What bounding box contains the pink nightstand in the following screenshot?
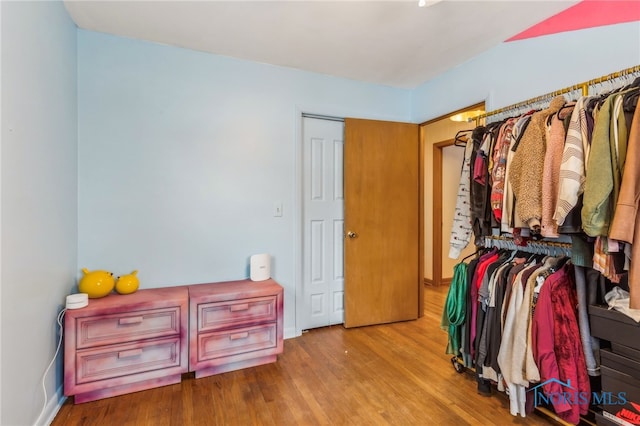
[63,286,188,403]
[188,279,283,378]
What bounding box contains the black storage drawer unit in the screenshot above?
[611,343,640,362]
[589,305,640,352]
[599,365,640,421]
[601,349,640,379]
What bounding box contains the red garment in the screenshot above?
[531,264,589,425]
[469,250,499,360]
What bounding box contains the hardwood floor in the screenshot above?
[51,285,554,425]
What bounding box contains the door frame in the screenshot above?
[432,139,455,287]
[421,102,484,287]
[295,110,425,336]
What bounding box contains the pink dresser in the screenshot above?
[188,279,284,378]
[64,279,284,403]
[63,286,189,403]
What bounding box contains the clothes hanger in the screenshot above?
[461,249,480,263]
[627,75,640,89]
[454,130,473,147]
[545,112,557,127]
[593,77,634,107]
[557,102,576,119]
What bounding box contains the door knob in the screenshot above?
[347,231,358,239]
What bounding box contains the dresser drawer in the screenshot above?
[75,337,182,384]
[188,280,283,377]
[197,323,277,361]
[198,296,276,332]
[75,307,181,349]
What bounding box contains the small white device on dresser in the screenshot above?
[250,253,271,281]
[65,293,88,309]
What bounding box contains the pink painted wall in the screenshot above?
[508,0,640,42]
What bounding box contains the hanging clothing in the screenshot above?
[441,262,469,354]
[541,105,574,237]
[497,260,540,418]
[476,251,512,381]
[470,125,500,243]
[461,257,480,367]
[532,263,590,425]
[592,236,622,283]
[512,256,567,386]
[554,97,592,227]
[509,96,566,234]
[470,250,500,361]
[484,259,516,375]
[611,92,629,206]
[449,137,475,259]
[582,89,634,236]
[443,71,640,426]
[610,98,640,308]
[574,265,600,376]
[490,118,516,223]
[501,114,532,233]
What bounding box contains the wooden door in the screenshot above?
[344,118,420,328]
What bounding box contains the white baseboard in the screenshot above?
[284,326,299,339]
[35,385,66,426]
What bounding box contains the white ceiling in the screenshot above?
[64,0,578,89]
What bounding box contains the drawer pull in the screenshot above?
[230,304,249,312]
[119,316,143,325]
[229,332,249,341]
[118,348,143,358]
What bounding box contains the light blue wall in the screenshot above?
[77,30,413,339]
[1,2,77,425]
[412,21,640,122]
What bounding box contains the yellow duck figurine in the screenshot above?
[115,270,140,295]
[78,268,115,299]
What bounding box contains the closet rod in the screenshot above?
[483,235,572,250]
[469,64,640,122]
